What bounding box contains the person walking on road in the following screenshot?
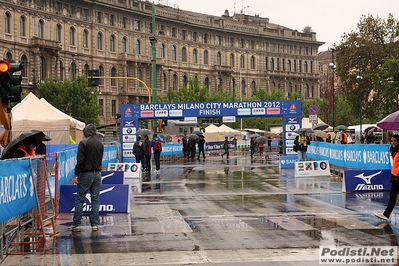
[197,135,206,160]
[375,134,399,221]
[151,134,162,173]
[71,124,104,232]
[250,137,256,158]
[133,136,145,169]
[221,137,230,159]
[143,135,152,173]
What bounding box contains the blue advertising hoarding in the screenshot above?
[343,169,391,192]
[120,100,302,162]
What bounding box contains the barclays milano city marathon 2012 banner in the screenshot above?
[306,142,391,170]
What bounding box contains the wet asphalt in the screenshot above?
[2,151,399,266]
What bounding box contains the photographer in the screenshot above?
[294,130,311,161]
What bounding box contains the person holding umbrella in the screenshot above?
[143,135,152,173]
[197,135,206,160]
[221,136,230,159]
[250,137,257,158]
[294,130,310,161]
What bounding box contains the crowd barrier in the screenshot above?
[306,142,391,170]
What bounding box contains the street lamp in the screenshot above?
[72,54,78,119]
[329,49,336,132]
[357,72,363,138]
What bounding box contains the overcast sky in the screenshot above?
[161,0,399,51]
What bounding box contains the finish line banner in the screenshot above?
[343,169,391,192]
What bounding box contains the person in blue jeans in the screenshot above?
[72,124,104,232]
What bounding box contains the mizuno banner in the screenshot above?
[343,169,391,192]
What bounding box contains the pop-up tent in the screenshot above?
[11,93,85,144]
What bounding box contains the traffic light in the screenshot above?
[88,69,100,87]
[8,63,22,103]
[0,61,22,103]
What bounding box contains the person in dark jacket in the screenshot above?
[150,134,162,173]
[187,138,197,160]
[250,137,256,158]
[197,135,206,160]
[71,124,104,232]
[133,136,145,168]
[143,135,152,172]
[221,137,229,159]
[36,135,51,156]
[182,136,188,158]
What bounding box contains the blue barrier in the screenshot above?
[306,142,391,170]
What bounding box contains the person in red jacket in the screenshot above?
[375,134,399,221]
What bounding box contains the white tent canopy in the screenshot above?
[11,93,85,144]
[40,98,85,130]
[218,124,240,134]
[204,124,220,133]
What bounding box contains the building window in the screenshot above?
[122,17,127,28]
[56,24,62,42]
[97,32,103,50]
[204,34,208,43]
[287,60,291,72]
[241,80,246,95]
[250,56,255,69]
[193,49,198,63]
[134,20,141,30]
[215,35,221,45]
[172,27,176,37]
[230,38,234,47]
[110,35,115,52]
[171,45,176,60]
[99,66,104,85]
[182,30,186,40]
[230,54,234,67]
[38,20,44,38]
[40,56,46,81]
[69,6,75,17]
[69,27,76,46]
[204,50,208,65]
[110,15,115,26]
[304,61,308,73]
[204,77,209,90]
[240,39,245,48]
[83,29,88,48]
[111,100,116,117]
[20,16,26,36]
[251,40,255,49]
[97,12,102,23]
[216,52,221,65]
[240,55,245,68]
[182,47,187,62]
[193,32,197,41]
[82,8,89,20]
[183,75,188,88]
[99,99,104,116]
[251,81,256,95]
[136,39,141,54]
[111,67,117,86]
[21,55,27,77]
[270,58,274,70]
[56,1,62,12]
[160,43,165,58]
[270,43,275,52]
[122,37,127,52]
[172,74,177,90]
[4,12,11,34]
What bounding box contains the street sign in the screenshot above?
[309,115,318,123]
[308,105,319,115]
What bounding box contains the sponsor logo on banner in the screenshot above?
[286,131,298,139]
[252,108,265,115]
[124,120,135,127]
[280,155,298,169]
[141,110,154,117]
[59,184,130,213]
[123,134,136,142]
[124,107,133,117]
[184,117,197,122]
[101,171,124,184]
[169,110,183,116]
[123,143,134,149]
[289,104,297,113]
[123,149,134,157]
[343,169,391,192]
[266,108,280,115]
[286,124,300,132]
[237,109,251,115]
[286,117,298,124]
[155,110,168,117]
[285,140,294,146]
[123,127,136,134]
[222,116,236,122]
[295,161,330,177]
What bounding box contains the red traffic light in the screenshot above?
[0,61,10,73]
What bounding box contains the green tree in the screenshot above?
[36,76,101,125]
[302,26,313,34]
[335,14,399,122]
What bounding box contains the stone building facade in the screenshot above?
[0,0,324,135]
